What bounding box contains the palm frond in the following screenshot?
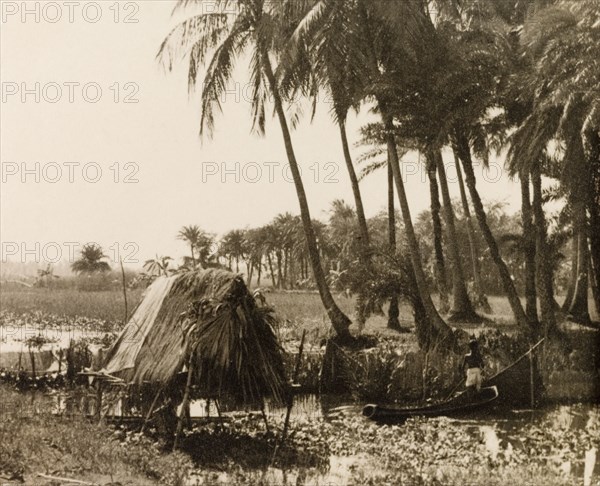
[199,16,251,136]
[156,13,231,76]
[359,160,387,180]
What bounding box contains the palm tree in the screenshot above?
[430,7,533,330]
[520,172,538,325]
[220,229,247,273]
[177,225,202,268]
[430,149,481,322]
[280,4,371,259]
[71,244,111,275]
[425,153,450,316]
[358,130,406,331]
[452,152,491,313]
[509,0,600,325]
[157,0,353,341]
[143,255,173,277]
[292,0,455,345]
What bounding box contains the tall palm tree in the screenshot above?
[356,127,404,329]
[301,0,455,345]
[425,152,451,316]
[157,0,353,341]
[520,172,538,325]
[510,0,600,324]
[431,149,480,322]
[452,151,491,313]
[429,6,533,330]
[281,3,371,259]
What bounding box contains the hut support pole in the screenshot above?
[271,329,306,465]
[214,399,224,432]
[173,357,195,451]
[95,381,103,422]
[260,399,270,433]
[140,387,163,434]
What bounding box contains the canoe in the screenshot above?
[362,386,499,423]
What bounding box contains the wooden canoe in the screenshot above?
[362,386,499,423]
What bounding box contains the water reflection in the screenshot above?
[188,394,361,421]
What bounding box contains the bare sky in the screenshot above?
[0,0,520,270]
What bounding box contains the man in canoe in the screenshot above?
[462,338,484,394]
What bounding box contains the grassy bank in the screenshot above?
[0,386,192,485]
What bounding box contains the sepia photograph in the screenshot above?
[1,0,599,484]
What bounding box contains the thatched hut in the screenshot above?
[101,269,288,408]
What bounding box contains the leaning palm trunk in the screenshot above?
[432,149,479,322]
[521,172,538,325]
[340,117,375,330]
[383,113,454,346]
[339,119,371,253]
[455,132,532,332]
[453,151,491,313]
[426,153,450,316]
[262,54,352,342]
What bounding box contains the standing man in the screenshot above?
[462,338,484,393]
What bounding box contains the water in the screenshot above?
[38,391,600,484]
[187,395,599,484]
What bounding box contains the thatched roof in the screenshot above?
[102,269,287,403]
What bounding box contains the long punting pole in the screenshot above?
[527,338,544,409]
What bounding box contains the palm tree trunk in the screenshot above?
[263,54,352,342]
[426,152,450,316]
[455,131,532,331]
[267,253,276,288]
[532,164,557,335]
[567,200,591,324]
[284,249,289,288]
[562,236,578,312]
[584,118,600,316]
[453,151,491,313]
[387,160,401,331]
[257,257,262,286]
[339,119,370,252]
[432,149,479,322]
[382,111,453,346]
[521,173,538,325]
[190,245,196,268]
[276,251,283,289]
[590,252,600,317]
[248,262,254,286]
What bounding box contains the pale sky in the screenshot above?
[0,0,520,271]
